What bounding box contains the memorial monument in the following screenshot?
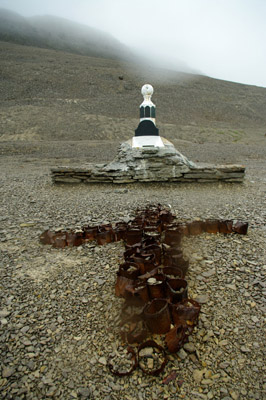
[51,84,245,184]
[133,83,163,148]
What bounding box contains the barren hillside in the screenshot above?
[1,40,265,147]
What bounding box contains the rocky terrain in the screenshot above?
[0,157,265,400]
[0,39,266,399]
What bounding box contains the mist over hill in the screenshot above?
[0,9,265,148]
[0,8,133,60]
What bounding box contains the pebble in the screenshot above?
[225,284,237,290]
[78,387,92,397]
[2,367,16,378]
[177,348,187,360]
[183,343,196,353]
[202,269,216,277]
[0,149,265,400]
[251,316,259,323]
[98,357,107,366]
[240,346,250,353]
[0,310,11,318]
[230,391,239,400]
[195,294,209,304]
[193,369,204,383]
[201,378,212,385]
[205,370,212,379]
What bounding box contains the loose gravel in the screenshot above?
[0,151,265,400]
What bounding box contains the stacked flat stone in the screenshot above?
[52,139,245,184]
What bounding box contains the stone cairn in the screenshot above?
[51,84,245,184]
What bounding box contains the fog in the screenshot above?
[1,0,266,87]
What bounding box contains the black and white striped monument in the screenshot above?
[133,84,163,147]
[51,84,245,184]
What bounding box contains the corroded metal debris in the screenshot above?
[40,204,249,376]
[138,340,167,376]
[108,346,138,377]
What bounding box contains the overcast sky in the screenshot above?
[1,0,266,87]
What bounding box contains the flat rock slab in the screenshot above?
[51,138,245,184]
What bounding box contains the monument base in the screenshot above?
[132,135,165,148]
[51,138,245,184]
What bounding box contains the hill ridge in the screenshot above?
[0,8,132,60]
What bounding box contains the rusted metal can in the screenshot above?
[115,274,134,298]
[142,236,160,247]
[131,254,157,275]
[176,223,189,236]
[52,231,67,248]
[205,219,220,234]
[164,229,182,246]
[171,299,201,327]
[66,231,83,247]
[83,226,98,241]
[143,299,171,334]
[138,267,159,282]
[165,278,188,303]
[187,221,204,235]
[125,229,143,246]
[113,223,127,241]
[159,209,174,224]
[147,274,166,299]
[233,221,248,235]
[143,220,163,233]
[119,262,140,280]
[132,281,150,304]
[160,266,184,280]
[163,253,186,268]
[96,230,114,245]
[165,324,188,353]
[139,244,162,265]
[176,259,189,277]
[163,244,182,256]
[98,223,113,232]
[218,220,233,234]
[40,230,55,245]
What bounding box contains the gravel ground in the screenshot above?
[0,145,266,400]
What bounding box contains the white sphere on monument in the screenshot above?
[141,84,154,101]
